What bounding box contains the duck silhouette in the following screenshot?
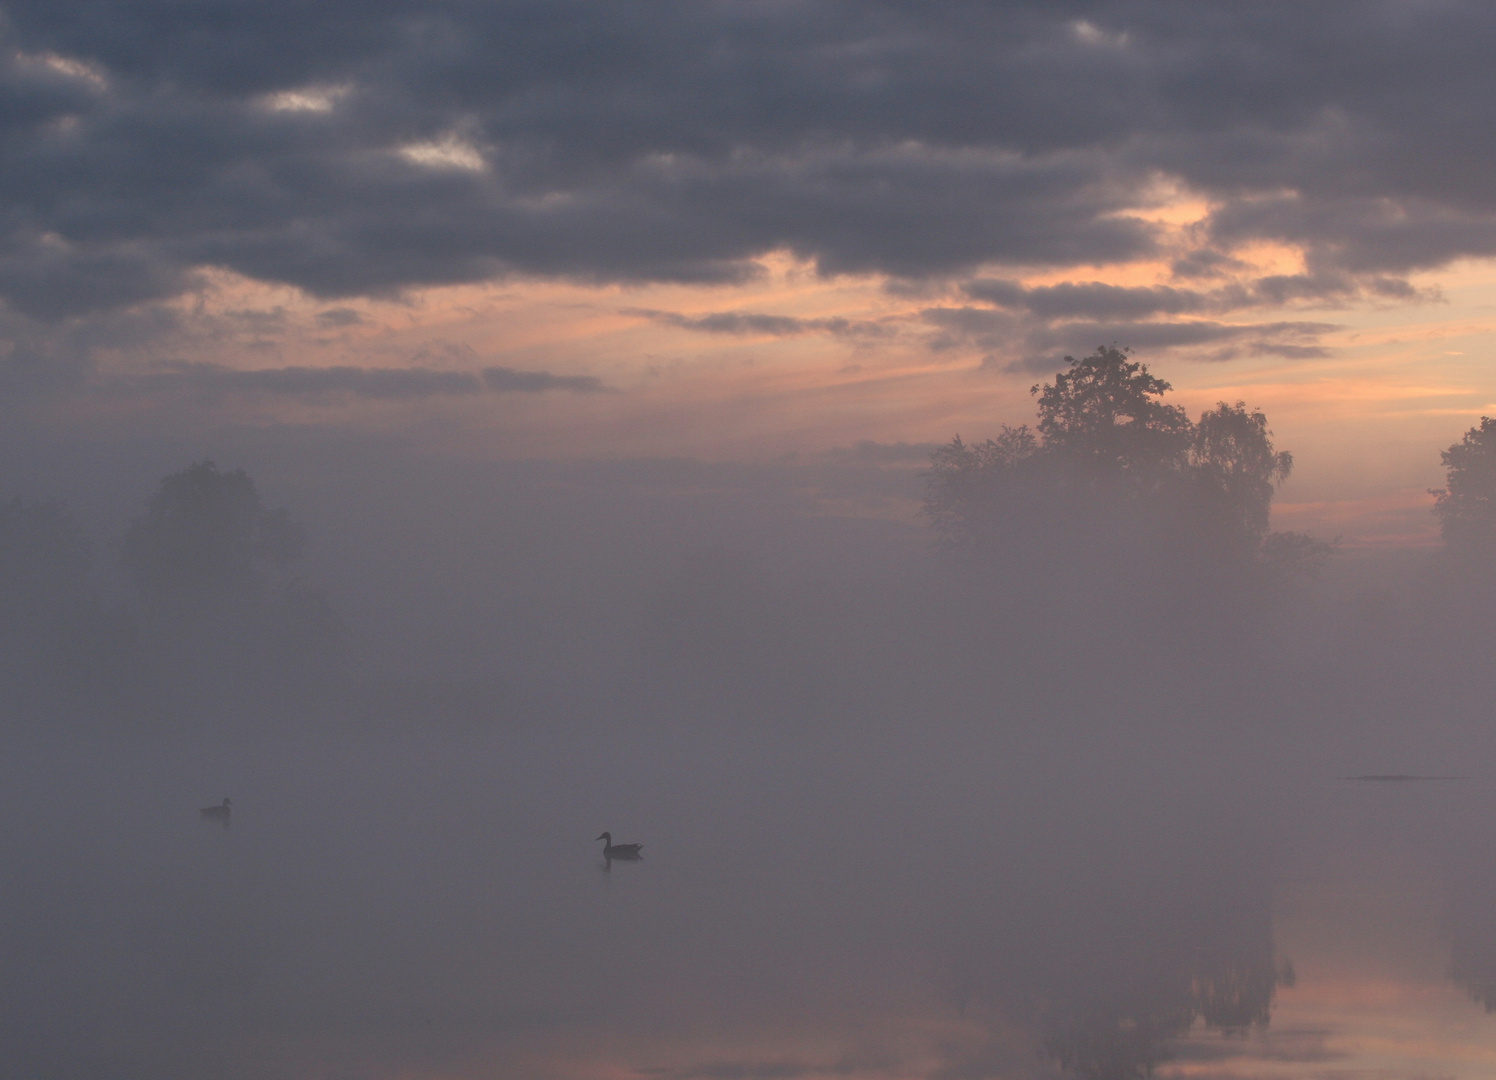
[200,798,231,822]
[596,831,642,860]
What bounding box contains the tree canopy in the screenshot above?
[1033,345,1193,477]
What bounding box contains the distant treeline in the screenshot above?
[6,346,1496,734]
[925,345,1496,598]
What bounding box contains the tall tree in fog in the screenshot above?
[122,461,341,706]
[1433,417,1496,559]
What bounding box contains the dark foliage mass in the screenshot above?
[1433,417,1496,559]
[925,347,1325,618]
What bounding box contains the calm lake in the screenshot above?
[3,722,1494,1080]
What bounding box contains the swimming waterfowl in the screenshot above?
[596,831,642,859]
[200,798,231,820]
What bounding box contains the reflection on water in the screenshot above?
[1449,862,1496,1015]
[2,733,1495,1080]
[1161,783,1496,1080]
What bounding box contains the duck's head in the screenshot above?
[596,832,611,843]
[223,798,232,806]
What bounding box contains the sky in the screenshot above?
[8,1,1496,546]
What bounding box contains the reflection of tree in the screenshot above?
[938,858,1292,1080]
[1193,952,1294,1031]
[1040,932,1291,1080]
[1042,948,1290,1080]
[1046,1009,1193,1080]
[1448,951,1496,1012]
[1444,868,1496,1013]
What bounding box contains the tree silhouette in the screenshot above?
[1190,403,1293,545]
[926,347,1318,576]
[1433,417,1496,558]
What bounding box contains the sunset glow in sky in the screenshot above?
[10,2,1496,546]
[44,239,1496,547]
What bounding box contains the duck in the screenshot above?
[200,798,232,820]
[596,831,643,859]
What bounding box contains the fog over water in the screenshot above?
[6,355,1496,1080]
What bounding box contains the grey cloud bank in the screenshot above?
[625,307,894,340]
[919,303,1339,371]
[3,1,1496,322]
[98,362,607,400]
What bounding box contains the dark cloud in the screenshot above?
[964,279,1212,319]
[645,1062,827,1080]
[1022,318,1340,355]
[1205,194,1496,276]
[314,307,364,328]
[823,440,941,464]
[916,308,1341,373]
[1024,282,1210,320]
[1170,248,1248,280]
[108,362,605,399]
[123,363,483,399]
[481,366,607,393]
[626,308,892,339]
[963,272,1411,320]
[629,309,822,337]
[920,306,1021,353]
[2,2,1492,322]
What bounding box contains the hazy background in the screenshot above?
[8,2,1496,1078]
[4,405,1496,1079]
